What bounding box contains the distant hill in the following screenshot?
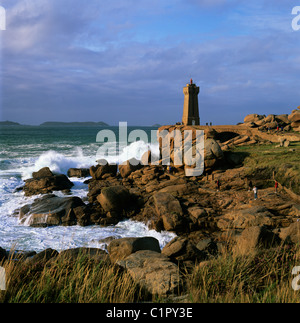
[40,121,109,127]
[0,121,21,126]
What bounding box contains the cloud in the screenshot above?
[0,0,299,126]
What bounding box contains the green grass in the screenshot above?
[1,244,300,303]
[0,254,145,303]
[186,244,300,303]
[231,141,300,194]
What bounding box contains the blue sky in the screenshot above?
[0,0,299,125]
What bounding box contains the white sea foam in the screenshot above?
[21,149,96,180]
[20,140,159,180]
[96,140,159,165]
[0,140,176,253]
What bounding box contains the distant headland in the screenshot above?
[40,121,109,127]
[0,121,21,126]
[0,121,109,127]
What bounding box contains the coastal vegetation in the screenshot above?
[1,242,299,303]
[232,141,300,195]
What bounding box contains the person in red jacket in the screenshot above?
[275,180,278,194]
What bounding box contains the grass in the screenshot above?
[187,244,300,303]
[1,244,300,303]
[0,253,145,303]
[231,141,300,194]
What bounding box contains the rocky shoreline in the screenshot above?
[2,112,300,298]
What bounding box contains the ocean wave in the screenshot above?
[0,139,176,253]
[21,149,96,180]
[19,140,159,179]
[96,140,159,165]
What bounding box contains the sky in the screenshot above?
[0,0,299,126]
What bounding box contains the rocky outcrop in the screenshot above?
[107,237,161,263]
[23,167,73,196]
[67,168,90,178]
[244,114,265,124]
[232,225,281,255]
[279,221,300,244]
[90,161,118,180]
[204,138,224,169]
[140,191,186,233]
[162,236,207,263]
[24,248,59,266]
[19,194,87,227]
[217,206,274,230]
[119,158,143,178]
[242,108,300,132]
[97,185,132,214]
[158,125,225,172]
[8,111,300,301]
[58,247,110,264]
[117,250,183,297]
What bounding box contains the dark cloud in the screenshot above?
[0,0,299,125]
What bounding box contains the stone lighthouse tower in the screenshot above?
[182,79,200,125]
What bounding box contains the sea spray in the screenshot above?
[21,149,95,180]
[0,125,175,252]
[22,140,159,179]
[96,140,159,165]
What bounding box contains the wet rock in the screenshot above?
[32,167,54,178]
[19,194,87,227]
[97,185,131,213]
[23,168,73,196]
[67,168,90,178]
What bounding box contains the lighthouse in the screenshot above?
[181,79,200,126]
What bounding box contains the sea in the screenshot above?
[0,124,176,253]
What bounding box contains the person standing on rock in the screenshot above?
[216,179,221,191]
[253,185,258,200]
[275,180,278,194]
